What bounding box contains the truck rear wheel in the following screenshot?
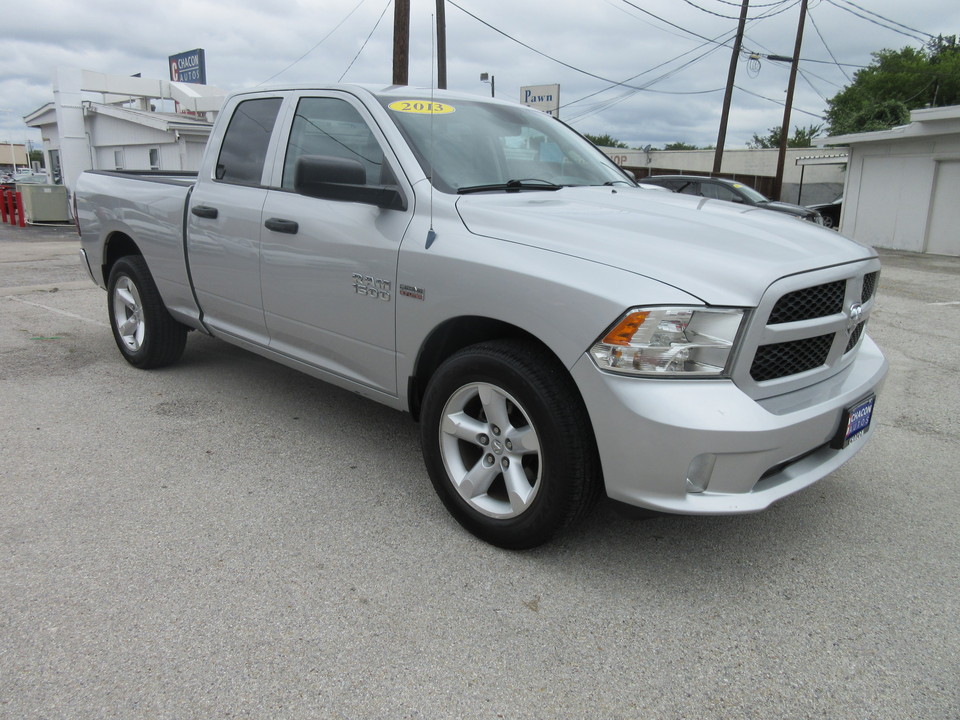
[107,256,187,369]
[420,339,601,549]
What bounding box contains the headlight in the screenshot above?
[589,307,744,377]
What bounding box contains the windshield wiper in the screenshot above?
[457,178,562,194]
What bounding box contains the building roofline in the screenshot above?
[817,104,960,147]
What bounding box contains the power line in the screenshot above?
[807,8,851,82]
[707,0,787,6]
[680,0,791,21]
[836,0,934,40]
[447,0,727,94]
[618,0,744,46]
[257,0,369,86]
[339,0,392,81]
[823,0,930,43]
[562,0,805,123]
[734,84,825,119]
[562,26,737,111]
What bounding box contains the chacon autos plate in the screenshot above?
[831,394,875,449]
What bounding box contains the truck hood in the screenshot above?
[455,186,874,306]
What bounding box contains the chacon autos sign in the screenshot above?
[169,48,207,84]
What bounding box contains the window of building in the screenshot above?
[113,149,124,170]
[149,148,160,170]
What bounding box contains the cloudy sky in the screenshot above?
[3,0,958,151]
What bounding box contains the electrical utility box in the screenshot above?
[18,184,70,223]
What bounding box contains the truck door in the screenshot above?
[186,96,283,346]
[259,93,413,396]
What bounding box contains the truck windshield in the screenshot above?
[378,96,633,194]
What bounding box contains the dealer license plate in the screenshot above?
[831,395,875,449]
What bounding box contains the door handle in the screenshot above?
[265,217,299,234]
[191,205,219,219]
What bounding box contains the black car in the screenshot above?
[807,195,842,229]
[642,175,824,225]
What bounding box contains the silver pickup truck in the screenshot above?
[76,84,887,548]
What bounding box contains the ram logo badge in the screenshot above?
[352,274,391,301]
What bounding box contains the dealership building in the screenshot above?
[25,66,224,193]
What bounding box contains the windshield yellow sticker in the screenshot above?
[388,100,455,115]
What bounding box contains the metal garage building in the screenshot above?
[819,105,960,257]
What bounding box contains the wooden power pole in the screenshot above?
[772,0,808,201]
[436,0,447,89]
[713,0,750,174]
[393,0,410,86]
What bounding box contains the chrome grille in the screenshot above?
[845,322,865,353]
[751,334,833,381]
[769,280,844,324]
[735,261,881,399]
[861,271,879,303]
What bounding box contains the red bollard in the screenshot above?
[0,189,7,223]
[15,191,24,227]
[3,188,13,225]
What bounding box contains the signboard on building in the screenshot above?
[169,48,207,84]
[520,84,560,117]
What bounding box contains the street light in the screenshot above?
[480,72,495,97]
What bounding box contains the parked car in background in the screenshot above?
[807,195,843,229]
[643,174,824,224]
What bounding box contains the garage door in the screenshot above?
[926,160,960,256]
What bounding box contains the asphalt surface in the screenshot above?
[1,221,958,719]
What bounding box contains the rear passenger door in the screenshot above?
[259,92,413,396]
[187,95,284,346]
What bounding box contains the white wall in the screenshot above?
[601,146,846,205]
[844,135,960,255]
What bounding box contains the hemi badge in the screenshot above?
[400,284,425,301]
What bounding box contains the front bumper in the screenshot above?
[572,336,887,514]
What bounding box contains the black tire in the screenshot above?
[107,255,187,369]
[420,339,601,549]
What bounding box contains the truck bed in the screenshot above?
[77,170,202,327]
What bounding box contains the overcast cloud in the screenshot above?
[3,0,958,150]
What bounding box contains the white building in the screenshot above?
[818,105,960,257]
[24,68,226,194]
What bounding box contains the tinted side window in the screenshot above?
[282,97,388,189]
[702,183,739,202]
[216,98,283,185]
[675,180,699,196]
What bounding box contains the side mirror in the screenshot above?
[294,155,406,211]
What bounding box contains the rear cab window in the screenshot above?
[215,98,283,185]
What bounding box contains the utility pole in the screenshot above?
[713,0,750,174]
[772,0,807,201]
[393,0,410,86]
[436,0,447,89]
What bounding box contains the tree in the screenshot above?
[825,35,960,135]
[582,133,628,148]
[747,123,824,149]
[662,141,699,150]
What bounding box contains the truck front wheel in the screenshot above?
[107,256,187,369]
[420,340,601,549]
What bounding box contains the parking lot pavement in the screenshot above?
[1,238,958,719]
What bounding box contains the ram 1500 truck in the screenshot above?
[76,85,887,548]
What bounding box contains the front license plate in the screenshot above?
[831,395,875,449]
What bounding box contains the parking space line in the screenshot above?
[4,295,109,327]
